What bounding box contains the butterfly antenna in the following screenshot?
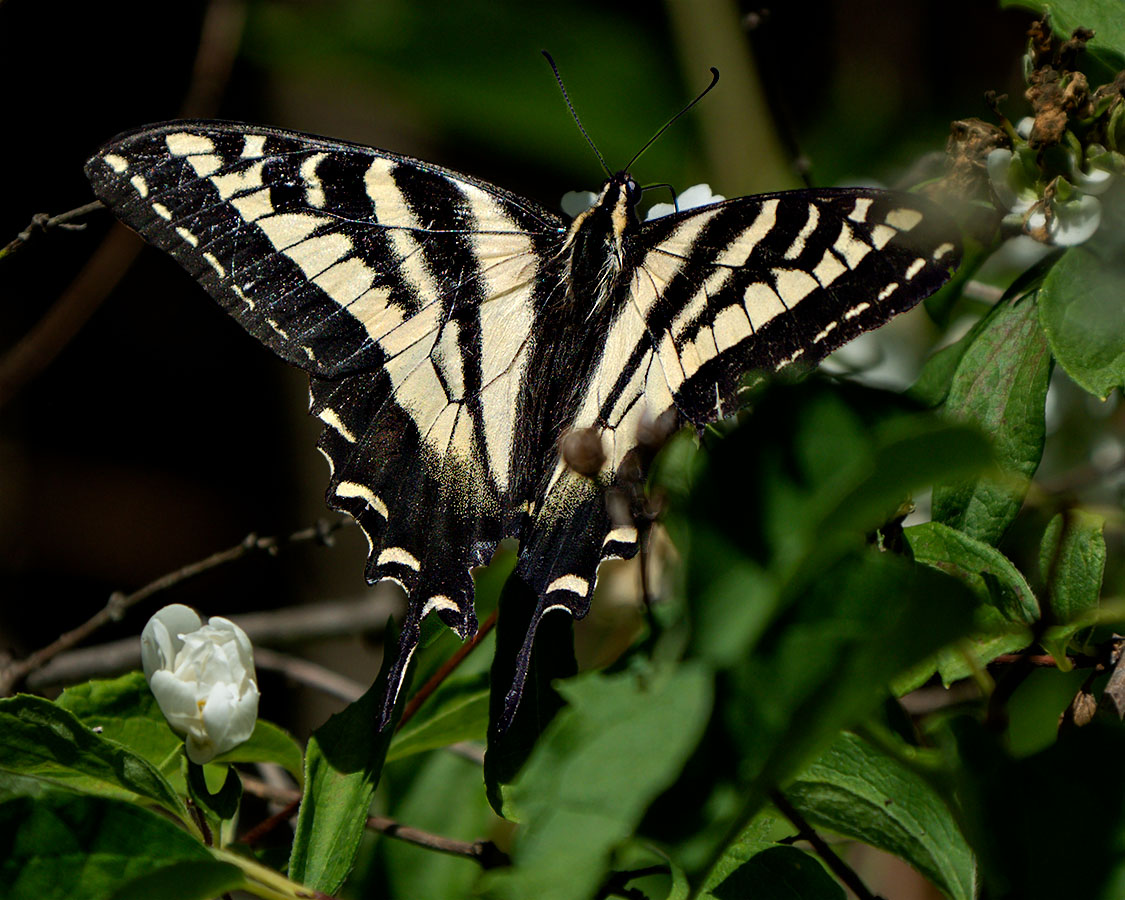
[542,50,612,178]
[624,67,720,173]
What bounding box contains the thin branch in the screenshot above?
[396,608,499,729]
[0,519,352,695]
[0,201,105,260]
[769,789,880,900]
[25,590,396,690]
[238,775,508,868]
[0,0,246,409]
[366,814,510,868]
[991,651,1100,668]
[252,647,367,702]
[239,798,300,847]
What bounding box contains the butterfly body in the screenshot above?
[86,120,959,727]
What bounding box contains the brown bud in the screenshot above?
[561,427,606,477]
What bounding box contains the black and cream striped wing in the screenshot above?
[85,121,565,718]
[555,188,958,470]
[511,188,959,648]
[632,188,958,425]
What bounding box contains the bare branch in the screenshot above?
[253,647,366,703]
[770,789,880,900]
[0,201,105,260]
[239,775,508,868]
[1,519,356,695]
[0,0,247,408]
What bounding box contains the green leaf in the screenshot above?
[288,617,409,895]
[387,678,489,762]
[56,672,184,787]
[697,811,791,896]
[0,794,218,900]
[212,719,304,786]
[712,552,977,843]
[186,761,241,828]
[932,295,1052,545]
[1039,509,1107,662]
[480,665,712,900]
[485,572,577,819]
[679,382,991,668]
[1001,0,1125,64]
[934,624,1032,687]
[709,846,844,900]
[950,717,1125,898]
[787,732,975,900]
[57,671,304,789]
[1040,247,1125,398]
[108,860,247,900]
[378,751,497,900]
[0,695,188,823]
[905,520,1040,623]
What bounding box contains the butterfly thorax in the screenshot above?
[562,171,640,311]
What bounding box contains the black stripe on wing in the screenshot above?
[85,121,561,380]
[635,188,960,424]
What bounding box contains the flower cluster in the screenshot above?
[981,22,1125,246]
[141,604,259,764]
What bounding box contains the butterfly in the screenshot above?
[85,114,958,729]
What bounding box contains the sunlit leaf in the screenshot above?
[932,296,1051,545]
[0,695,187,823]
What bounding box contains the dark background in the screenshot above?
[0,0,1032,709]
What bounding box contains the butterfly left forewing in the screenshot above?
[87,121,567,724]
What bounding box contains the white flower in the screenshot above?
[645,183,726,220]
[141,604,260,764]
[561,190,598,217]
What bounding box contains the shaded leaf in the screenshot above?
[288,618,408,895]
[787,732,974,900]
[932,295,1051,545]
[186,761,241,827]
[108,860,246,900]
[480,665,712,900]
[387,676,489,762]
[950,717,1125,898]
[1040,247,1125,398]
[714,552,977,841]
[905,520,1040,623]
[0,794,215,900]
[0,695,187,823]
[709,846,844,900]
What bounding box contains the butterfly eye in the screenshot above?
[625,178,640,205]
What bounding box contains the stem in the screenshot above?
[769,789,879,900]
[214,847,334,900]
[396,608,499,729]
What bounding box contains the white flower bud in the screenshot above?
[141,604,260,764]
